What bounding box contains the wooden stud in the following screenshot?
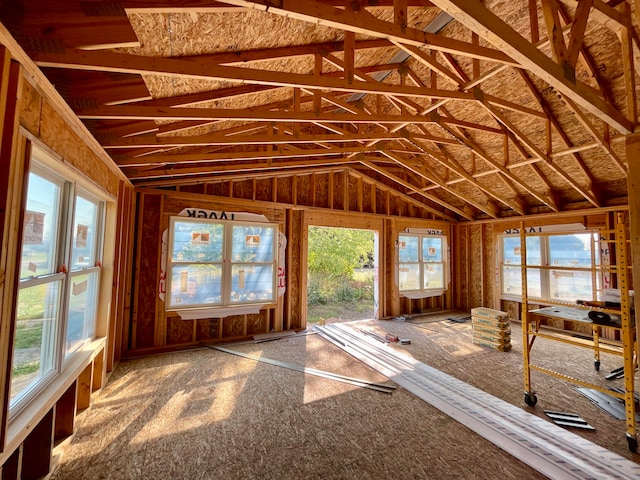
[619,2,637,124]
[54,382,77,443]
[0,57,24,448]
[21,409,54,480]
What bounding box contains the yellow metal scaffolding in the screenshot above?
[520,212,638,452]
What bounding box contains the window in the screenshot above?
[500,231,600,303]
[167,217,277,310]
[11,163,104,411]
[398,234,446,294]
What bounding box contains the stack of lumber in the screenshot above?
[471,307,511,351]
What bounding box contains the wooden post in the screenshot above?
[0,55,24,449]
[625,133,640,369]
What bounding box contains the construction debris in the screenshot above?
[313,323,640,479]
[203,343,396,394]
[544,410,595,430]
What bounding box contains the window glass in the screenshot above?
[501,267,543,298]
[232,225,275,262]
[20,173,61,279]
[550,270,593,303]
[231,264,274,303]
[399,264,420,291]
[171,221,224,262]
[70,195,99,270]
[169,264,223,307]
[65,271,99,356]
[424,263,443,289]
[422,237,442,262]
[11,280,61,405]
[398,235,418,262]
[501,231,599,302]
[502,236,541,266]
[549,234,591,267]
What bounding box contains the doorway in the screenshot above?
[306,226,377,324]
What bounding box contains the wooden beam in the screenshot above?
[122,0,436,13]
[102,132,408,149]
[381,149,498,219]
[116,145,381,167]
[483,102,599,208]
[429,0,633,133]
[218,0,517,65]
[567,0,594,67]
[33,49,477,102]
[408,133,526,214]
[540,0,568,64]
[563,96,628,174]
[125,157,356,180]
[359,160,459,221]
[181,38,393,65]
[75,104,450,124]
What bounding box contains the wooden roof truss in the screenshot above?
[3,0,639,221]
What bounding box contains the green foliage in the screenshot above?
[14,322,43,349]
[308,227,374,278]
[307,227,375,322]
[17,285,46,320]
[12,362,39,378]
[307,270,374,306]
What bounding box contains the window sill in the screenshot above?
[2,337,106,464]
[400,289,445,300]
[170,303,274,320]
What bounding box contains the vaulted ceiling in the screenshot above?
[3,0,639,221]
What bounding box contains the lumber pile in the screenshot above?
[471,307,511,351]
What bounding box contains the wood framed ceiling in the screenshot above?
[3,0,639,221]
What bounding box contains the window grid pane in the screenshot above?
[169,264,223,307]
[66,271,99,356]
[11,280,61,405]
[70,196,99,270]
[398,235,418,262]
[172,220,224,262]
[20,173,61,279]
[399,263,420,291]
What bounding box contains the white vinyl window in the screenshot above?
[167,218,277,310]
[11,163,104,411]
[500,232,601,303]
[398,234,446,293]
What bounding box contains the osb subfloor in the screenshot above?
[51,313,640,479]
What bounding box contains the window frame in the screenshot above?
[166,216,278,312]
[10,159,105,415]
[398,233,447,295]
[499,229,602,304]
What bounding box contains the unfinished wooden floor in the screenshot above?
[50,314,640,479]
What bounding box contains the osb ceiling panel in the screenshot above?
[3,0,639,222]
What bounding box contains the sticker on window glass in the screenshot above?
[180,270,188,292]
[76,224,88,248]
[23,210,45,245]
[398,241,406,249]
[513,247,521,256]
[238,268,245,289]
[245,235,260,247]
[191,232,210,245]
[72,280,88,296]
[428,247,436,255]
[28,262,37,273]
